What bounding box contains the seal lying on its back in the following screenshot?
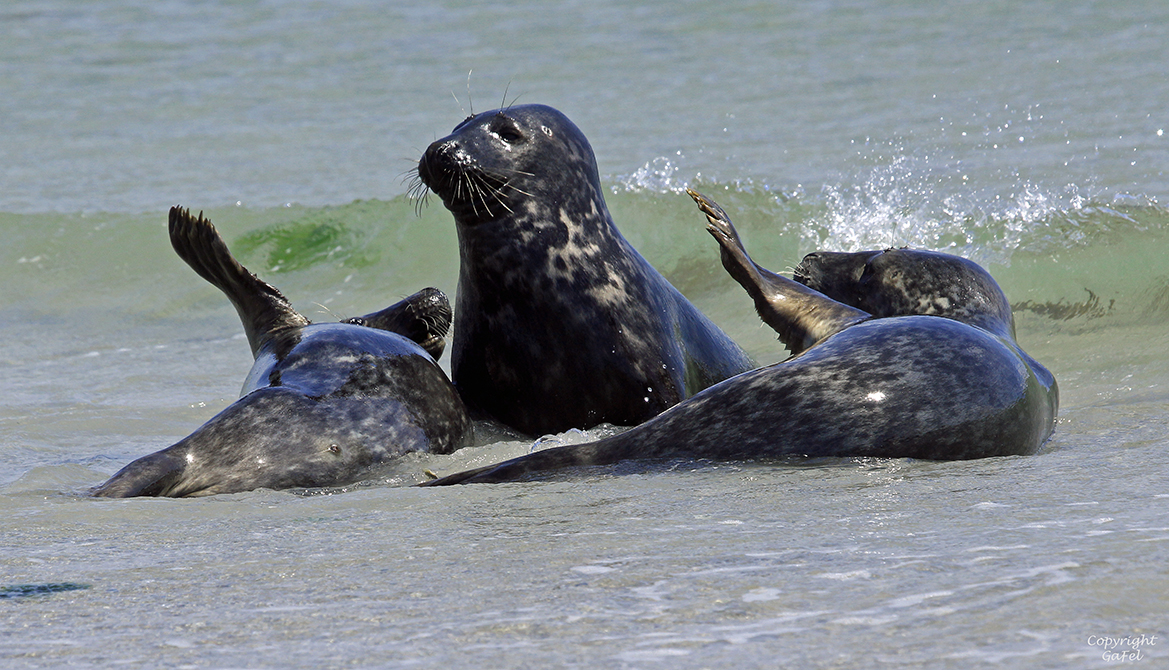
[421,190,1058,485]
[93,208,472,498]
[417,104,754,436]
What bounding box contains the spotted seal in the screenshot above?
[93,207,472,498]
[415,104,754,436]
[421,190,1059,485]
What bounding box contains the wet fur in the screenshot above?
[416,105,754,435]
[93,208,472,497]
[422,191,1058,485]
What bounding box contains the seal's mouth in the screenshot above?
[343,287,452,361]
[416,140,461,194]
[414,139,530,221]
[791,260,814,288]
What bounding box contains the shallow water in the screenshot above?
[2,1,1167,668]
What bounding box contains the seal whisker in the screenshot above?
[482,166,535,178]
[467,69,476,116]
[477,170,518,214]
[311,302,343,321]
[468,165,531,201]
[483,184,514,214]
[407,181,429,202]
[402,167,424,190]
[451,166,514,217]
[403,168,432,217]
[455,176,476,217]
[461,173,482,216]
[473,171,511,215]
[500,83,524,112]
[499,182,534,198]
[464,172,494,218]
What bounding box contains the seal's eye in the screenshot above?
[491,117,525,144]
[495,128,523,143]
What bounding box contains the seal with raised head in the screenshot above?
[416,104,755,436]
[93,207,472,498]
[421,190,1059,485]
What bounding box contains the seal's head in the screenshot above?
[794,248,1016,339]
[343,287,452,361]
[416,104,601,224]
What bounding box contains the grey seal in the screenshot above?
[93,207,472,497]
[421,190,1059,485]
[415,104,754,436]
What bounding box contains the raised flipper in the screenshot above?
[344,287,452,361]
[686,189,869,355]
[169,207,309,357]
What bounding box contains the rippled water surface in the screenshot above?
[2,1,1167,667]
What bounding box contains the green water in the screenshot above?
[3,0,1168,667]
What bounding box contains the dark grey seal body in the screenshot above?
[422,190,1058,485]
[416,104,754,436]
[93,208,472,498]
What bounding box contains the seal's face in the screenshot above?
[795,248,1014,335]
[791,249,884,309]
[416,104,601,224]
[342,287,452,361]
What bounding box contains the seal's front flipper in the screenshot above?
[169,207,309,357]
[345,287,453,361]
[686,189,869,355]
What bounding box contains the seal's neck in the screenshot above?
[453,191,625,277]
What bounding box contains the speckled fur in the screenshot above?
[417,105,754,436]
[794,248,1017,340]
[93,209,471,498]
[422,194,1059,485]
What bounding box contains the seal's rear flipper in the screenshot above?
[686,189,869,355]
[345,287,453,361]
[169,207,309,357]
[91,451,185,498]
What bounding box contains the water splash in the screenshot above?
[613,153,687,193]
[608,138,1162,268]
[791,147,1157,266]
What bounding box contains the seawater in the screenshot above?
[2,1,1167,668]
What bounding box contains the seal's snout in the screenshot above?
[410,287,454,337]
[416,141,448,190]
[794,251,877,295]
[418,139,471,192]
[792,254,817,287]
